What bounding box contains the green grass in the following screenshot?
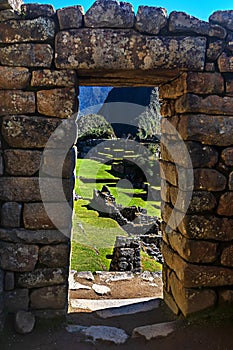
[141,251,162,272]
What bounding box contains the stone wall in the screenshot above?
[0,0,232,326]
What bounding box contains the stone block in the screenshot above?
[163,290,179,315]
[169,11,226,38]
[135,6,167,35]
[16,268,66,288]
[30,285,67,309]
[84,0,134,28]
[0,17,55,43]
[0,67,30,89]
[160,72,224,98]
[175,94,233,115]
[4,289,29,312]
[0,178,40,201]
[160,117,179,135]
[206,40,224,61]
[4,149,42,176]
[179,215,233,241]
[57,5,83,29]
[229,172,233,190]
[39,244,69,268]
[221,148,233,166]
[0,153,3,175]
[160,161,177,187]
[218,289,233,304]
[170,272,216,317]
[41,148,76,179]
[0,242,38,272]
[0,90,35,116]
[4,272,14,291]
[209,10,233,31]
[0,0,22,10]
[31,69,76,87]
[160,179,170,203]
[204,63,215,72]
[0,228,69,244]
[55,29,206,72]
[194,169,226,191]
[37,88,76,118]
[160,100,175,117]
[0,9,20,21]
[21,3,55,19]
[14,310,35,334]
[168,230,218,263]
[1,202,22,228]
[226,78,233,96]
[221,245,233,267]
[0,269,4,293]
[0,44,53,67]
[217,193,233,216]
[218,52,233,72]
[178,114,233,146]
[23,203,73,230]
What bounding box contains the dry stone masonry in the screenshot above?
[0,0,233,329]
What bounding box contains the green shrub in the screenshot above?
[77,114,116,140]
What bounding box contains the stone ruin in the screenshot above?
[0,0,233,331]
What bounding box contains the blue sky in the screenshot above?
[25,0,233,20]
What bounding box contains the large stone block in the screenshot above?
[176,94,233,115]
[218,52,233,72]
[16,268,66,288]
[0,228,69,244]
[21,4,55,19]
[229,172,233,190]
[221,245,233,267]
[0,67,30,89]
[23,203,72,230]
[37,88,77,118]
[135,6,167,35]
[4,149,42,176]
[38,244,69,268]
[206,40,224,61]
[57,5,83,30]
[178,114,233,146]
[194,169,226,191]
[217,193,233,216]
[0,43,53,67]
[84,0,134,28]
[41,148,76,179]
[0,90,35,116]
[160,161,177,187]
[0,0,22,10]
[0,17,55,43]
[169,11,226,38]
[55,29,206,71]
[221,148,233,166]
[160,72,224,98]
[226,78,233,96]
[31,69,76,87]
[1,202,22,228]
[30,285,67,310]
[209,10,233,31]
[4,271,14,290]
[179,215,233,241]
[4,289,29,313]
[0,242,38,272]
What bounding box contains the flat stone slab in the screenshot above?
[92,284,111,295]
[97,271,134,282]
[132,321,177,340]
[74,271,94,281]
[69,281,91,290]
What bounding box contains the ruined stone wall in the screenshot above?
[0,0,232,325]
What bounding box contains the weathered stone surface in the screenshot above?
[221,148,233,166]
[2,115,77,149]
[132,321,176,340]
[30,285,67,309]
[218,289,233,304]
[81,325,129,344]
[160,179,170,203]
[168,231,218,263]
[160,161,177,187]
[0,228,69,244]
[0,44,53,67]
[0,17,55,43]
[178,114,233,146]
[163,290,179,315]
[170,272,216,317]
[160,72,224,98]
[0,66,30,89]
[179,215,233,241]
[0,269,4,293]
[4,149,42,176]
[209,10,233,31]
[21,4,55,19]
[160,116,179,135]
[37,88,76,118]
[39,244,69,268]
[170,188,217,214]
[229,172,233,190]
[218,52,233,72]
[14,310,35,334]
[205,63,215,72]
[0,90,35,116]
[217,193,233,216]
[176,94,233,115]
[0,0,22,10]
[1,202,22,228]
[33,309,65,319]
[226,78,233,96]
[85,0,134,28]
[194,169,226,191]
[74,271,94,281]
[16,268,66,288]
[135,6,167,35]
[57,5,83,29]
[4,289,29,312]
[41,148,76,179]
[0,153,3,175]
[31,69,76,87]
[0,9,20,21]
[4,271,14,290]
[92,284,111,296]
[55,29,206,72]
[206,40,224,61]
[221,245,233,267]
[161,140,219,168]
[169,11,226,39]
[23,203,72,229]
[0,242,38,272]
